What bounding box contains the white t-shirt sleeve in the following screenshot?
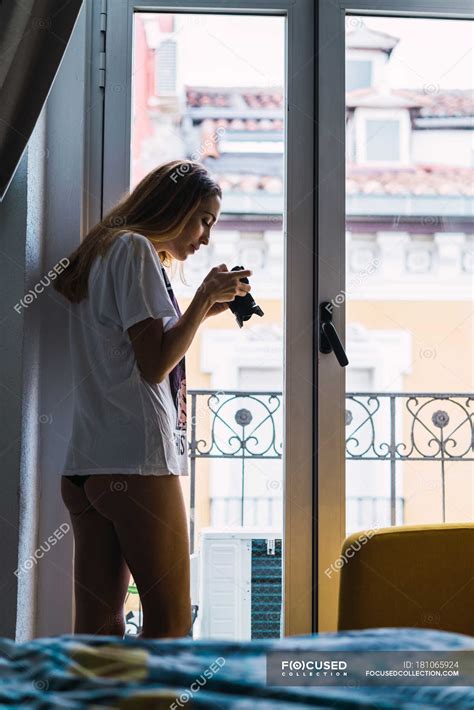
[107,233,177,332]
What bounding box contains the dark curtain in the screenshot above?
[0,0,83,200]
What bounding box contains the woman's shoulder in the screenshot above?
[116,231,154,252]
[105,232,159,264]
[101,232,168,292]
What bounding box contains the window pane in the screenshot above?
[346,59,372,91]
[365,119,400,161]
[129,11,285,641]
[345,15,474,534]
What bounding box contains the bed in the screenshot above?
[0,627,473,708]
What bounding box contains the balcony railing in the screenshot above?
[210,494,405,530]
[188,390,474,550]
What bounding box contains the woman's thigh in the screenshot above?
[61,476,131,632]
[83,474,191,635]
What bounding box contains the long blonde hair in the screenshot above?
[54,160,222,303]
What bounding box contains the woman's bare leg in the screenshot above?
[83,474,192,639]
[61,476,131,636]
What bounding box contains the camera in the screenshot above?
[228,265,264,328]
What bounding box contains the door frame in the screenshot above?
[99,0,316,636]
[317,0,474,631]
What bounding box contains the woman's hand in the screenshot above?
[199,264,253,306]
[204,302,230,319]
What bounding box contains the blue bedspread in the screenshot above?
[0,627,473,708]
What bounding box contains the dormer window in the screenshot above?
[346,59,373,92]
[365,118,400,161]
[354,108,410,165]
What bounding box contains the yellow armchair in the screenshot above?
[337,523,474,636]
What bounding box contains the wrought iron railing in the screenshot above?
[346,393,474,524]
[210,494,405,530]
[188,390,474,550]
[346,495,405,531]
[188,389,282,552]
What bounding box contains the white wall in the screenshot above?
[0,4,90,640]
[413,128,473,167]
[0,150,32,639]
[33,6,89,638]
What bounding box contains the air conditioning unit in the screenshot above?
[193,527,282,641]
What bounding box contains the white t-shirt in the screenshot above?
[62,232,188,477]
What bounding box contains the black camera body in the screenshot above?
[228,265,264,328]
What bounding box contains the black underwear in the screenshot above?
[63,475,91,488]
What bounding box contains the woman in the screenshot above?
[54,160,252,639]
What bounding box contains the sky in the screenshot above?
[360,16,473,90]
[150,13,473,92]
[174,14,284,88]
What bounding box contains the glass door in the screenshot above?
[318,0,473,631]
[101,0,315,639]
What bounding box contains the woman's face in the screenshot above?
[163,194,222,261]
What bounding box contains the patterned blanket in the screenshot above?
[0,627,473,708]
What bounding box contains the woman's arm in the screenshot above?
[128,284,212,384]
[128,266,252,384]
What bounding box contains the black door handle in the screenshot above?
[319,302,349,367]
